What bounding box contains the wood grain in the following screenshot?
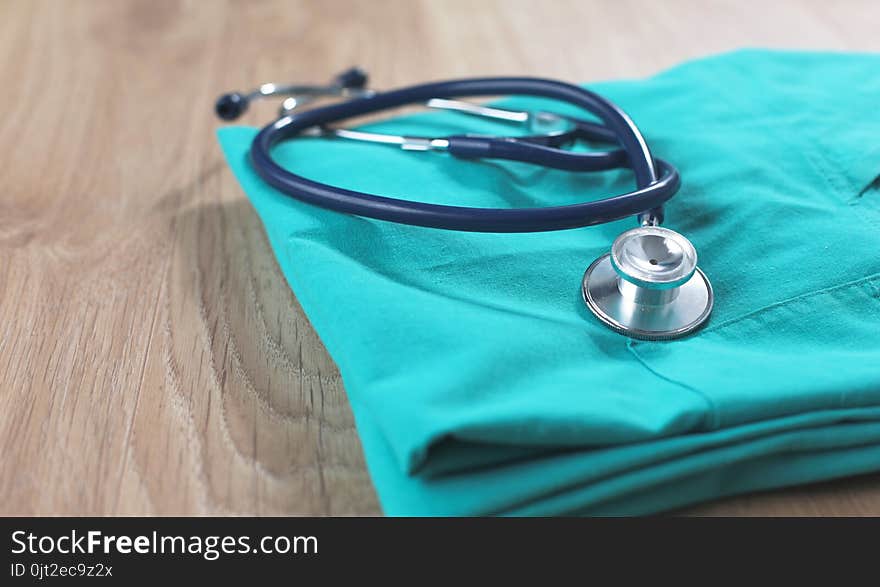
[0,0,878,515]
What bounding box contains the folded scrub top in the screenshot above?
[217,50,880,515]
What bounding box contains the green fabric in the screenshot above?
[217,50,880,515]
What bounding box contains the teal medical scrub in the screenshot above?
[217,50,880,515]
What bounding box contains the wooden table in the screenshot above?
[2,0,878,515]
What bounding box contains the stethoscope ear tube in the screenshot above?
[446,135,631,172]
[215,67,372,122]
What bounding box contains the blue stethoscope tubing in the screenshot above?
[250,77,680,232]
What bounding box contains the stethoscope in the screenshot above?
[216,68,713,340]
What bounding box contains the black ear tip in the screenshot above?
[335,67,368,90]
[215,92,248,120]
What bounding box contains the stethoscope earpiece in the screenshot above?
[215,92,248,121]
[582,226,713,340]
[333,67,369,90]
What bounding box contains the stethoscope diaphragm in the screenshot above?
[581,226,713,340]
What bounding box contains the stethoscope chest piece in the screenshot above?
[582,226,713,340]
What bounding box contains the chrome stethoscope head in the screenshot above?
[582,223,713,340]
